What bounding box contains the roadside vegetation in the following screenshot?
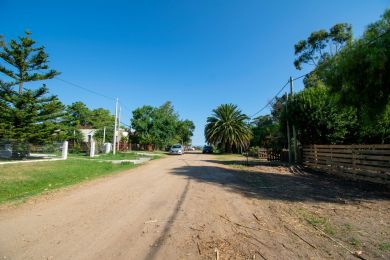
[131,101,195,150]
[205,9,390,153]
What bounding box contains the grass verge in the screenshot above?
[0,158,136,204]
[379,242,390,251]
[299,208,336,235]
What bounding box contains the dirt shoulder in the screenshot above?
[0,153,389,259]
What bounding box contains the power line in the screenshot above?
[120,121,131,128]
[55,77,133,116]
[249,80,289,118]
[118,101,133,114]
[55,77,115,101]
[366,29,390,46]
[292,74,308,81]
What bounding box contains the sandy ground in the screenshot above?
[0,153,389,259]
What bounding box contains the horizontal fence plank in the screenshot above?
[302,143,390,184]
[303,158,390,171]
[304,144,390,149]
[303,148,390,154]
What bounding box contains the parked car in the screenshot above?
[202,145,213,154]
[187,146,195,151]
[170,144,184,155]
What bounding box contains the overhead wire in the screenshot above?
[55,77,115,101]
[249,80,289,118]
[55,77,133,127]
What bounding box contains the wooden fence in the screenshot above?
[302,144,390,184]
[253,148,289,162]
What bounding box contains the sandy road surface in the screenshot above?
[0,153,389,259]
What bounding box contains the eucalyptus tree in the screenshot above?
[205,104,252,153]
[293,23,352,89]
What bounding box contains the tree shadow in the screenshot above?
[170,160,390,204]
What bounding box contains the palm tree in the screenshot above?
[205,104,252,153]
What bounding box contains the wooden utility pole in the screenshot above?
[103,126,106,144]
[290,76,298,163]
[113,98,118,155]
[118,106,121,151]
[286,92,292,164]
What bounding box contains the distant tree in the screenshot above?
[152,102,180,148]
[66,101,91,127]
[251,115,284,150]
[176,119,195,145]
[205,104,252,152]
[131,105,156,147]
[270,95,287,121]
[0,31,59,94]
[131,102,195,149]
[90,108,114,129]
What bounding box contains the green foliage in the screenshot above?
[319,9,390,117]
[0,84,66,143]
[131,102,195,149]
[205,104,252,152]
[251,115,284,150]
[0,31,60,94]
[176,119,195,145]
[287,9,390,144]
[64,101,115,146]
[285,86,358,144]
[0,32,66,144]
[294,23,352,70]
[65,101,114,129]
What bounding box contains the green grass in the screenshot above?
[349,237,361,247]
[69,152,140,160]
[90,152,139,160]
[0,158,136,204]
[299,209,336,235]
[379,242,390,251]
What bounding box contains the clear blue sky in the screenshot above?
[1,0,388,145]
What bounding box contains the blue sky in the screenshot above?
[1,0,389,145]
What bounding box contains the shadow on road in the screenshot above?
[170,159,390,204]
[145,178,191,260]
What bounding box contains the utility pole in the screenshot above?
[118,106,121,152]
[113,98,118,155]
[103,126,106,144]
[286,92,292,164]
[290,76,298,163]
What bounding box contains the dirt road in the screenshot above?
[0,153,389,259]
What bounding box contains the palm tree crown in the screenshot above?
[205,104,252,152]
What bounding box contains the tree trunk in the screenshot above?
[19,82,23,94]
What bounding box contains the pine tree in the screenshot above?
[0,31,59,94]
[0,84,66,143]
[0,33,65,145]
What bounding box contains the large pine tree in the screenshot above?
[0,32,65,144]
[0,31,59,94]
[0,83,65,143]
